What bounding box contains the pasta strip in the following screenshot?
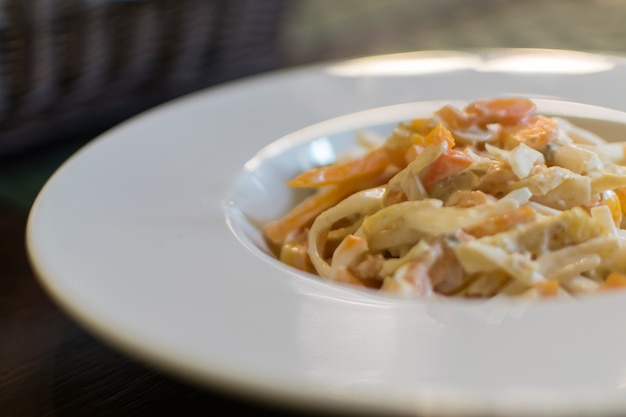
[264,97,626,299]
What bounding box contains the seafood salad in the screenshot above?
[263,97,626,298]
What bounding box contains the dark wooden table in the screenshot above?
[0,133,342,417]
[0,203,340,416]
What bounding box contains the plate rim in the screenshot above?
[26,48,626,417]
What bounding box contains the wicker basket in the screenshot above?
[0,0,289,155]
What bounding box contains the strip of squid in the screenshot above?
[464,147,494,171]
[590,204,618,235]
[554,117,610,146]
[455,207,607,284]
[454,240,544,286]
[474,207,604,255]
[485,143,510,164]
[497,279,532,297]
[590,172,626,193]
[548,255,602,284]
[383,140,446,205]
[509,143,545,179]
[364,188,531,249]
[485,142,545,180]
[588,223,626,273]
[461,270,510,298]
[531,175,591,211]
[326,221,363,242]
[560,275,601,295]
[535,235,618,280]
[551,143,602,174]
[307,187,385,278]
[379,240,432,277]
[383,165,427,206]
[329,234,369,284]
[577,142,626,166]
[363,199,442,252]
[512,166,579,196]
[526,201,562,216]
[380,243,444,296]
[616,230,626,255]
[450,125,497,144]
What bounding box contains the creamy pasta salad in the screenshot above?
[263,97,626,298]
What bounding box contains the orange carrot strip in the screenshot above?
[291,122,454,188]
[264,170,395,245]
[263,185,349,245]
[420,148,473,189]
[435,105,471,130]
[435,97,536,130]
[466,97,536,126]
[287,149,389,188]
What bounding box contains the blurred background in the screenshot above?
[283,0,626,66]
[2,0,626,211]
[3,0,626,416]
[1,0,626,212]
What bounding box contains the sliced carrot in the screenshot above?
[264,170,395,245]
[263,185,349,245]
[601,271,626,290]
[466,97,536,126]
[287,148,389,188]
[287,127,437,189]
[503,115,558,151]
[420,148,473,190]
[435,97,536,130]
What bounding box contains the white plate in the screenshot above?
[26,49,626,417]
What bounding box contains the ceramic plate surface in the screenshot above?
[26,49,626,417]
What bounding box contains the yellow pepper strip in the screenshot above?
[536,279,560,297]
[601,271,626,290]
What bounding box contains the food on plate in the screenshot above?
[262,97,626,298]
